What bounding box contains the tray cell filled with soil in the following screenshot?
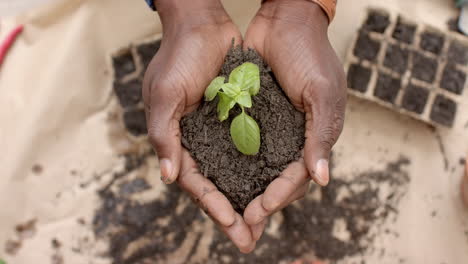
[383,44,409,74]
[112,51,136,80]
[374,73,401,104]
[411,52,438,83]
[392,17,416,44]
[363,10,390,33]
[420,31,445,55]
[447,40,468,65]
[347,64,372,92]
[440,64,466,95]
[430,94,457,127]
[353,32,381,62]
[136,40,161,69]
[401,84,429,114]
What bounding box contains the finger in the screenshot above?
[250,219,267,241]
[262,159,309,212]
[244,183,309,226]
[303,87,346,186]
[244,160,309,225]
[178,150,236,227]
[146,85,185,184]
[220,214,256,254]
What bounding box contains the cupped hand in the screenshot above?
[142,1,256,253]
[242,0,347,233]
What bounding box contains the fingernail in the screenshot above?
[159,159,172,183]
[315,159,329,186]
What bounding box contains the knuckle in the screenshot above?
[318,125,337,151]
[148,122,167,148]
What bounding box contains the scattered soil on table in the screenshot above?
[92,152,411,264]
[347,64,371,93]
[412,52,438,83]
[392,18,416,44]
[448,40,468,65]
[15,219,37,240]
[440,64,466,95]
[32,164,43,175]
[353,31,381,62]
[383,44,409,74]
[4,240,21,255]
[180,47,305,212]
[430,94,456,127]
[363,11,390,33]
[420,31,445,55]
[374,73,401,104]
[401,84,429,114]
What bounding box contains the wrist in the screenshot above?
[262,0,330,28]
[155,0,228,27]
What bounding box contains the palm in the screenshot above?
[242,0,346,239]
[144,22,241,114]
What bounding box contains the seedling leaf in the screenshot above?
[205,76,225,101]
[217,92,236,121]
[235,91,252,108]
[229,62,260,96]
[230,112,260,155]
[221,83,241,98]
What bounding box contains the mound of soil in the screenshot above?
[180,47,305,212]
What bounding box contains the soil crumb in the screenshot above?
[32,164,43,174]
[180,47,305,212]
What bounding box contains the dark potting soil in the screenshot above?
[374,73,401,104]
[420,31,445,55]
[363,11,390,33]
[412,52,438,83]
[353,31,381,62]
[401,84,429,114]
[392,18,416,44]
[180,47,305,212]
[448,40,468,65]
[347,64,371,93]
[430,94,457,127]
[383,44,409,74]
[440,64,466,95]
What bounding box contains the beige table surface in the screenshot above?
[0,0,467,263]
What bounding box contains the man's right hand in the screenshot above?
[142,0,257,253]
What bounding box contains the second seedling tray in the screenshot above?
[345,8,468,128]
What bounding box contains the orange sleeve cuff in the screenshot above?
[311,0,336,22]
[262,0,337,23]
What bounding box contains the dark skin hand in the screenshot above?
[143,0,346,252]
[242,0,347,235]
[143,0,256,253]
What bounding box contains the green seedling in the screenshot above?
[204,62,261,155]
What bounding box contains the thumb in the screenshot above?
[147,90,184,184]
[303,95,345,186]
